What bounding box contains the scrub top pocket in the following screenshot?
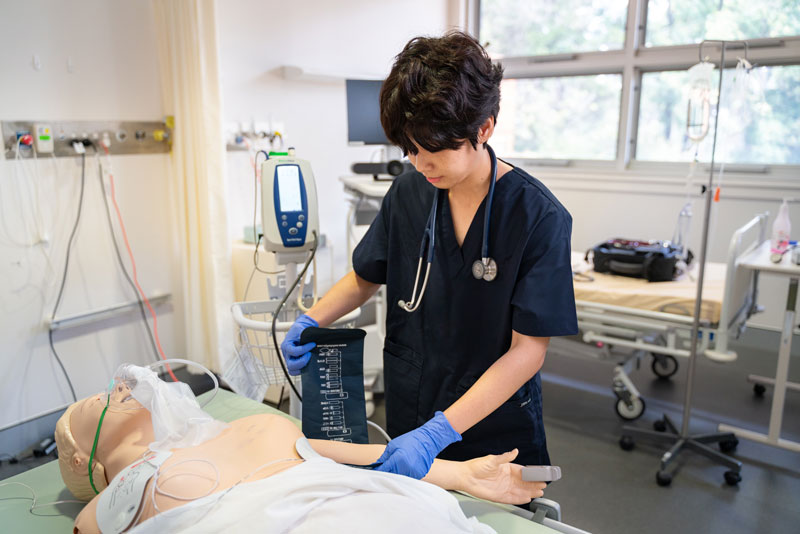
[383,338,424,437]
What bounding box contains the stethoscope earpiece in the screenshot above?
[399,145,499,313]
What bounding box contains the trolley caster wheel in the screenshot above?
[753,384,766,397]
[653,419,667,432]
[651,354,679,379]
[719,438,739,453]
[619,435,635,451]
[656,470,672,487]
[724,470,742,486]
[615,397,646,421]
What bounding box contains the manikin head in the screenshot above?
[55,362,225,501]
[55,384,153,501]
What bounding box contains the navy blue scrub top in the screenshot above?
[352,166,578,466]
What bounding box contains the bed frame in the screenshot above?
[575,214,768,420]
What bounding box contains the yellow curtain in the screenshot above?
[153,0,232,371]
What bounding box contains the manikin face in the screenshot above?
[70,383,152,455]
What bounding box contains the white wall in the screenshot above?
[217,0,454,289]
[0,0,183,449]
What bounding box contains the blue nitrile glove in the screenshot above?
[280,314,318,375]
[374,411,462,479]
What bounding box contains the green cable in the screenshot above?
[88,392,111,495]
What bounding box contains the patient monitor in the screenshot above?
[261,153,319,253]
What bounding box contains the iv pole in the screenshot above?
[619,39,750,487]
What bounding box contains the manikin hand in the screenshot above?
[459,449,546,505]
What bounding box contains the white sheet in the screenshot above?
[129,457,496,534]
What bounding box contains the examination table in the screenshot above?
[1,389,576,533]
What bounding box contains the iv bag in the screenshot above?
[686,62,715,143]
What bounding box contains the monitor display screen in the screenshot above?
[277,165,303,212]
[346,79,389,145]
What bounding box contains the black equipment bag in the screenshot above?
[586,239,692,282]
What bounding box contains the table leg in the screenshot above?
[768,277,797,443]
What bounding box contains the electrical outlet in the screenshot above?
[33,124,54,153]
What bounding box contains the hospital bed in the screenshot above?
[0,389,589,534]
[571,214,768,420]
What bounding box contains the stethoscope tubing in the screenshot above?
[480,145,497,260]
[398,145,498,312]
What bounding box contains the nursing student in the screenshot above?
[282,31,577,479]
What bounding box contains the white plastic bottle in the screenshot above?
[770,199,791,263]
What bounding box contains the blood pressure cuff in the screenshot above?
[299,327,369,444]
[587,239,693,282]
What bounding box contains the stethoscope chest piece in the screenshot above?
[472,257,497,282]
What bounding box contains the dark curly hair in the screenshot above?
[379,31,504,155]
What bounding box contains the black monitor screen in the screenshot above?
[346,79,389,145]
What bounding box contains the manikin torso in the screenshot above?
[75,414,304,534]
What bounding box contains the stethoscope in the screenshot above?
[398,145,498,313]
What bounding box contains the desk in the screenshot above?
[340,174,393,199]
[718,241,800,452]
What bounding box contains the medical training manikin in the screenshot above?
[54,364,545,533]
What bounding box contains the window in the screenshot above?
[479,0,800,170]
[637,66,800,164]
[494,75,622,160]
[646,0,800,47]
[480,0,628,56]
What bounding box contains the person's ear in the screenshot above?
[477,117,496,144]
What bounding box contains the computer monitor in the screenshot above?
[345,79,389,146]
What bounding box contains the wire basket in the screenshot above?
[225,300,300,402]
[225,300,363,402]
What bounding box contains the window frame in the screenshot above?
[476,0,800,182]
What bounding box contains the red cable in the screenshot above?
[100,144,178,382]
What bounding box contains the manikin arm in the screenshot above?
[74,495,100,534]
[309,439,545,504]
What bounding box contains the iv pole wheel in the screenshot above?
[719,437,739,453]
[653,418,667,432]
[724,470,742,486]
[656,470,672,487]
[615,396,645,421]
[651,354,679,379]
[753,383,766,397]
[619,435,635,451]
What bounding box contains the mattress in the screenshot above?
[572,252,726,325]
